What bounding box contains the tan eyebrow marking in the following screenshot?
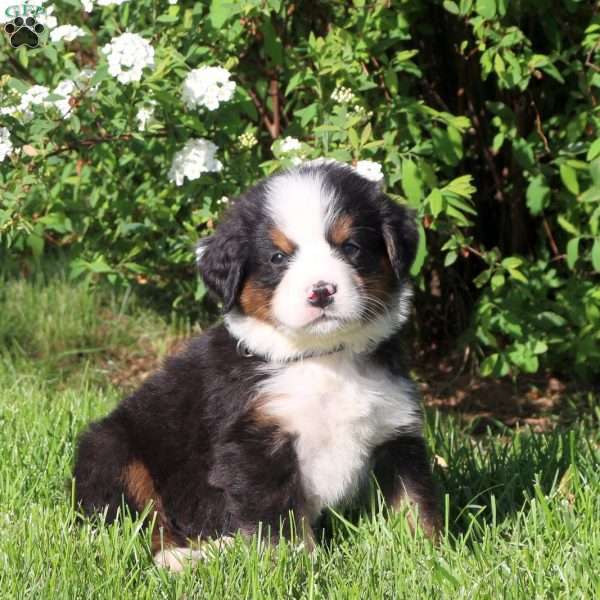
[270,227,297,255]
[328,214,354,245]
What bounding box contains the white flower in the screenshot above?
[279,136,302,153]
[238,131,257,149]
[50,25,86,42]
[78,68,96,81]
[19,85,50,119]
[182,66,236,111]
[76,68,99,96]
[0,87,19,116]
[355,160,384,183]
[168,138,223,186]
[168,0,177,4]
[101,32,155,84]
[81,0,94,11]
[331,86,356,104]
[0,127,13,161]
[216,196,229,206]
[351,104,373,121]
[136,100,156,131]
[38,6,57,30]
[52,80,76,118]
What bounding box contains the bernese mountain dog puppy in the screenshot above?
[73,160,439,571]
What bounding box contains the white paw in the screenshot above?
[154,536,234,572]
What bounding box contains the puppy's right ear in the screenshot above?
[196,214,248,313]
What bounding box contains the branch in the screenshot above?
[530,98,550,155]
[542,218,560,257]
[268,78,281,138]
[240,76,281,139]
[45,130,167,158]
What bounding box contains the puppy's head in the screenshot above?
[197,161,418,355]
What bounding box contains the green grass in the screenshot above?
[0,276,598,599]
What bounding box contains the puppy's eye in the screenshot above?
[271,251,288,265]
[341,241,360,258]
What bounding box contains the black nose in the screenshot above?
[307,281,337,308]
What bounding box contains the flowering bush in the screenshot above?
[1,0,599,378]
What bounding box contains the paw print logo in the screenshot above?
[4,16,45,49]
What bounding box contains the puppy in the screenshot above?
[73,160,439,571]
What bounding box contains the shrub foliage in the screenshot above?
[1,0,599,378]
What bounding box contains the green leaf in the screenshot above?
[443,175,476,198]
[8,77,28,94]
[360,123,372,146]
[558,215,579,236]
[348,128,360,150]
[402,160,424,206]
[285,72,306,96]
[71,114,81,134]
[156,14,179,23]
[579,186,600,204]
[480,353,508,377]
[294,103,318,126]
[566,237,580,269]
[587,139,600,161]
[209,0,240,27]
[512,138,535,170]
[526,175,550,215]
[592,238,600,272]
[428,189,444,217]
[501,256,522,270]
[590,158,600,186]
[444,250,458,266]
[261,20,283,66]
[473,268,492,288]
[560,163,580,195]
[540,63,565,84]
[475,0,496,19]
[443,0,460,15]
[507,268,527,283]
[27,233,44,258]
[410,223,427,276]
[491,273,505,291]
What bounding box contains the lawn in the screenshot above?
[0,275,598,599]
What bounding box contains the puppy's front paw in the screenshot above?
[154,536,235,572]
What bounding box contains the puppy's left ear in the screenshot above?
[196,214,248,313]
[380,199,419,279]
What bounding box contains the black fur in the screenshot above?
[73,162,437,554]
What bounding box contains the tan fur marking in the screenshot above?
[329,214,354,245]
[270,227,296,255]
[249,395,289,448]
[123,460,157,510]
[122,461,178,553]
[240,279,274,323]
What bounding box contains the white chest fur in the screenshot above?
[257,353,421,521]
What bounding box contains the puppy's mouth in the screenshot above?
[298,310,352,331]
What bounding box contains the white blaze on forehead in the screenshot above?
[266,170,338,245]
[265,170,360,331]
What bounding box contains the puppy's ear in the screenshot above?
[380,199,419,279]
[196,214,248,313]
